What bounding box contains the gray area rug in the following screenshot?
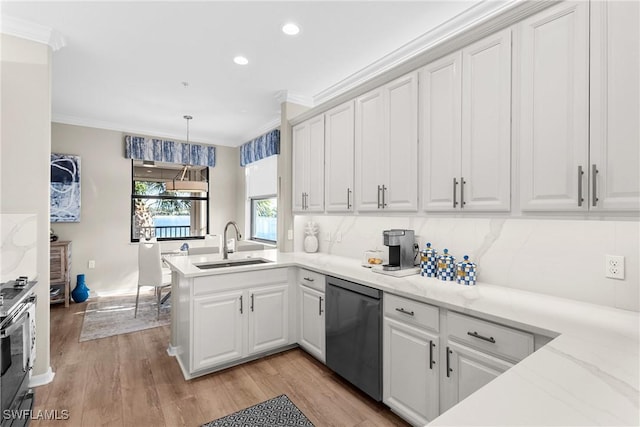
[79,292,170,342]
[202,394,314,427]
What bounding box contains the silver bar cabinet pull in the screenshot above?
[382,185,387,208]
[429,341,436,369]
[578,166,584,207]
[319,296,323,316]
[453,178,459,208]
[467,331,496,343]
[377,185,382,209]
[395,307,414,316]
[303,277,314,282]
[347,188,352,209]
[446,347,452,377]
[250,294,254,312]
[460,177,466,208]
[239,295,243,314]
[592,164,599,207]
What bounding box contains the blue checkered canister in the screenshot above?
[437,249,456,281]
[420,242,438,277]
[456,255,477,286]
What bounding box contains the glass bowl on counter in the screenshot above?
[362,249,386,268]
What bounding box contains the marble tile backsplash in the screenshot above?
[1,214,38,283]
[294,215,639,312]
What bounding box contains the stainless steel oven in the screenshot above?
[0,280,36,427]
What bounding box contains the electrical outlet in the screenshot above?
[323,232,331,242]
[335,232,342,243]
[88,260,95,269]
[287,229,293,240]
[605,255,625,280]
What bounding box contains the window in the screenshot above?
[250,196,277,243]
[131,160,209,241]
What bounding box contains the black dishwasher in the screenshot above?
[325,276,382,401]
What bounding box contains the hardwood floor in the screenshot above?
[33,301,409,427]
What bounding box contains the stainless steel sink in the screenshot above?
[195,258,272,269]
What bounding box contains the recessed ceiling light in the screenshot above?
[233,56,249,65]
[282,23,300,36]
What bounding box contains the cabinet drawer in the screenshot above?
[297,269,325,292]
[384,293,439,332]
[193,268,288,296]
[447,311,533,362]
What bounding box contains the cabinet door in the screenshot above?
[355,88,386,211]
[590,0,640,211]
[247,284,289,355]
[292,122,309,212]
[192,290,244,371]
[441,341,513,413]
[325,101,355,212]
[385,72,419,211]
[519,2,589,211]
[420,52,462,211]
[461,29,512,211]
[298,284,325,362]
[383,318,439,425]
[307,115,325,212]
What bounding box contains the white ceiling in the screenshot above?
[1,1,488,147]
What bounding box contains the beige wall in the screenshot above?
[1,34,52,378]
[51,122,240,295]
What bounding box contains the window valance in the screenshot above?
[240,129,280,167]
[124,135,216,167]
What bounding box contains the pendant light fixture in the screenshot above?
[165,115,208,193]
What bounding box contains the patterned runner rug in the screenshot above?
[202,394,314,427]
[79,292,170,342]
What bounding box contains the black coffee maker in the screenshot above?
[382,229,415,271]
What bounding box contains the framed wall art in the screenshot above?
[50,153,81,222]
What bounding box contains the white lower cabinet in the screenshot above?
[297,269,326,362]
[188,269,292,375]
[247,284,289,355]
[384,318,439,425]
[441,311,534,413]
[441,341,514,412]
[383,293,440,425]
[193,290,244,371]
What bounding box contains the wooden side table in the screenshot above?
[50,240,71,307]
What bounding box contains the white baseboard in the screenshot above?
[29,367,55,387]
[166,345,178,357]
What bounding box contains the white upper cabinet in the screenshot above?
[518,2,590,211]
[355,72,418,212]
[355,88,387,211]
[589,0,640,211]
[325,101,355,212]
[461,29,512,211]
[421,29,511,212]
[420,52,462,211]
[292,115,325,212]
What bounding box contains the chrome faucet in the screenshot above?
[222,221,242,259]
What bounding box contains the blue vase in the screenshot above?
[71,274,90,303]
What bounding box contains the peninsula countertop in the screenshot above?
[164,249,640,426]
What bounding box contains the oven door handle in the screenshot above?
[0,312,28,338]
[0,303,32,338]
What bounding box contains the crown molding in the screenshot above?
[1,15,66,51]
[52,113,230,147]
[238,117,281,147]
[314,0,520,105]
[292,0,556,127]
[274,90,314,107]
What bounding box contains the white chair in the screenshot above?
[135,239,172,319]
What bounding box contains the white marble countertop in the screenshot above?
[164,249,640,426]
